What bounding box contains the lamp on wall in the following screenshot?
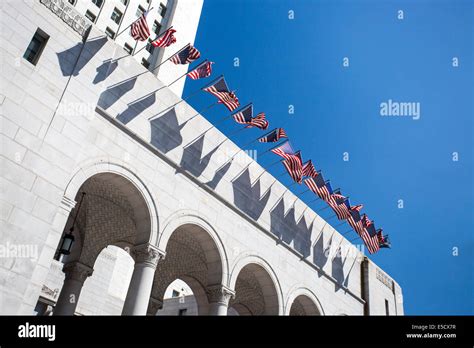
[58,192,86,256]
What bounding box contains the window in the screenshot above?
[85,10,96,23]
[136,5,145,17]
[68,0,76,5]
[105,27,115,39]
[141,58,150,69]
[172,290,180,298]
[120,0,128,5]
[178,308,187,316]
[152,21,161,36]
[111,8,123,24]
[91,0,103,8]
[23,28,49,66]
[385,299,389,316]
[158,3,167,17]
[145,39,154,54]
[123,43,133,54]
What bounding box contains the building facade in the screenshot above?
[0,0,404,316]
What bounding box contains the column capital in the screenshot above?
[147,297,163,316]
[131,243,165,268]
[62,261,93,283]
[206,284,235,305]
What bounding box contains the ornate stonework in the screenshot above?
[132,244,165,268]
[206,284,235,305]
[40,0,90,38]
[62,262,93,283]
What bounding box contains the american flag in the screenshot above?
[328,193,351,220]
[151,28,177,47]
[378,230,391,248]
[282,151,303,184]
[170,44,201,65]
[304,175,331,202]
[347,208,365,236]
[270,140,297,160]
[187,60,213,80]
[258,128,287,143]
[361,214,380,254]
[302,160,318,178]
[202,76,240,111]
[231,105,268,130]
[130,11,150,41]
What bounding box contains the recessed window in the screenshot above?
[91,0,103,9]
[120,0,128,5]
[136,5,145,17]
[141,58,150,69]
[123,43,133,54]
[152,21,161,36]
[111,8,123,24]
[158,3,167,17]
[105,27,115,39]
[178,308,187,316]
[68,0,76,5]
[145,39,154,54]
[385,299,389,316]
[23,28,49,66]
[85,10,96,23]
[172,290,180,298]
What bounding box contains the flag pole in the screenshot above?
[115,7,155,39]
[149,44,190,74]
[131,25,174,57]
[147,88,205,121]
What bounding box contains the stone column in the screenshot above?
[207,285,235,316]
[122,243,164,315]
[53,262,93,315]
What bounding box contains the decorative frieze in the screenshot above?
[40,0,91,38]
[376,268,394,292]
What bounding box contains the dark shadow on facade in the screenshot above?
[97,77,137,110]
[117,93,156,124]
[232,168,271,221]
[150,107,185,154]
[205,161,232,190]
[179,134,219,178]
[57,36,107,77]
[313,232,331,271]
[93,58,118,84]
[332,248,345,291]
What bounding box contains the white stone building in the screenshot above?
[0,0,404,316]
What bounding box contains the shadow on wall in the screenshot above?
[117,93,157,124]
[313,231,331,272]
[56,36,108,77]
[232,168,271,221]
[179,134,219,178]
[205,161,232,190]
[150,107,186,154]
[93,58,118,84]
[97,76,137,110]
[269,199,312,257]
[332,247,345,291]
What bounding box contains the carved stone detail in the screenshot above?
[62,262,93,283]
[40,0,91,38]
[147,297,163,315]
[206,284,235,305]
[131,244,165,268]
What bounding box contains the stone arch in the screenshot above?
[149,212,229,314]
[285,286,324,315]
[229,254,284,315]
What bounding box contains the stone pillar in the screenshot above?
[122,243,164,315]
[207,285,235,316]
[147,297,163,316]
[53,262,93,316]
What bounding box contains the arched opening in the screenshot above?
[149,223,225,315]
[155,279,199,316]
[289,295,321,316]
[43,172,153,315]
[229,263,280,315]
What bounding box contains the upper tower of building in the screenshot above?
[69,0,203,96]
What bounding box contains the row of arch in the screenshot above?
[49,161,325,315]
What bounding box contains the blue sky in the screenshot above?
[182,0,473,315]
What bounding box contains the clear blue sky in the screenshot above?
[182,0,473,315]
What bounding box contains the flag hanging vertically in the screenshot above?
[202,76,240,111]
[258,128,287,143]
[231,104,268,130]
[328,193,351,220]
[151,28,177,47]
[187,60,214,80]
[130,11,150,41]
[302,160,318,178]
[170,44,201,65]
[270,140,298,160]
[282,151,303,184]
[347,206,365,235]
[304,174,331,202]
[361,214,380,254]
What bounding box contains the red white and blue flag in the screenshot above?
[130,11,150,41]
[232,104,269,130]
[361,214,380,254]
[302,160,318,178]
[151,28,177,47]
[202,76,240,111]
[270,140,298,160]
[328,193,350,220]
[258,128,287,143]
[304,174,331,202]
[187,60,214,80]
[282,151,303,184]
[170,44,201,65]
